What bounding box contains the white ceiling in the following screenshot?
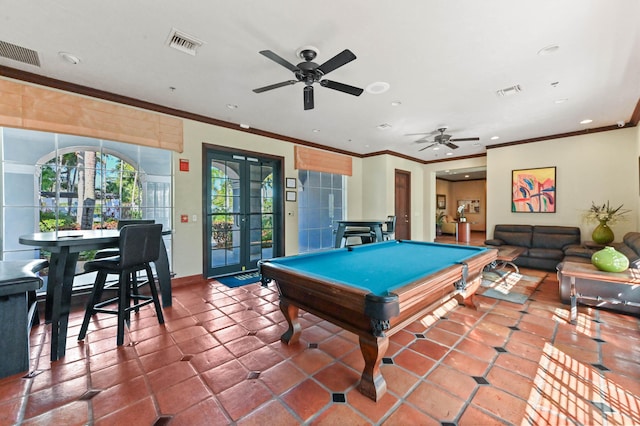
[1,1,639,163]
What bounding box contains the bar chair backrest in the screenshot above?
[118,224,163,269]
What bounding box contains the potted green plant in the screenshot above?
[436,211,446,236]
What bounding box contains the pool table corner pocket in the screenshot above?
[364,292,400,337]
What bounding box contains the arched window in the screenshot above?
[0,127,172,261]
[38,148,145,231]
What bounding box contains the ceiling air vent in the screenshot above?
[496,84,522,97]
[166,29,203,56]
[0,40,40,67]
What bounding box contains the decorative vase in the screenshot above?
[591,246,629,272]
[591,220,614,245]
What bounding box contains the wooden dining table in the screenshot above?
[19,229,172,361]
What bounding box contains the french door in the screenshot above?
[204,147,282,277]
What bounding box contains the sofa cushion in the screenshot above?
[532,226,581,250]
[563,245,594,259]
[622,232,640,263]
[528,248,564,261]
[493,225,533,247]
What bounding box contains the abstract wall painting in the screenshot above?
[512,167,556,213]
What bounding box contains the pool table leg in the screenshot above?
[279,300,302,344]
[454,275,482,309]
[358,334,389,401]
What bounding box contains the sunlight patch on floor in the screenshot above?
[524,342,640,425]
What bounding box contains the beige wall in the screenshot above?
[486,127,639,242]
[173,120,300,278]
[452,180,487,232]
[435,178,486,231]
[360,155,425,239]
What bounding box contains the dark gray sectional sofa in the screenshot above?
[484,224,583,271]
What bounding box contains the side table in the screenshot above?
[557,261,640,323]
[583,241,606,250]
[457,222,471,243]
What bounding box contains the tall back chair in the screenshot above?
[383,215,396,240]
[94,219,156,259]
[78,223,164,345]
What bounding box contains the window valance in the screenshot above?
[294,145,352,176]
[0,78,183,152]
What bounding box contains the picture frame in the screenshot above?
[457,199,481,214]
[436,194,446,209]
[286,190,297,202]
[285,178,297,189]
[512,166,556,213]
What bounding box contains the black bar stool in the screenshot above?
[78,224,164,346]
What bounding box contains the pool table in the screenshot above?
[259,240,497,401]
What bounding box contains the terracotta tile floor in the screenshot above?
[1,261,640,424]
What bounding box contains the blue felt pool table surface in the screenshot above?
[264,240,490,296]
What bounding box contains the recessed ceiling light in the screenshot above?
[490,136,500,140]
[240,123,250,129]
[433,146,440,151]
[366,82,390,95]
[580,119,593,124]
[446,152,453,156]
[226,104,238,109]
[377,123,392,130]
[58,51,80,64]
[538,44,560,56]
[554,98,568,104]
[464,175,470,178]
[312,129,320,133]
[391,101,402,106]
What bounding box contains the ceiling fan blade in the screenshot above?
[259,50,299,72]
[450,137,480,142]
[413,138,433,144]
[317,49,357,75]
[419,143,437,151]
[253,80,298,93]
[445,142,459,149]
[320,80,363,96]
[303,86,314,110]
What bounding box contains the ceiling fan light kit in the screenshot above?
[253,45,364,110]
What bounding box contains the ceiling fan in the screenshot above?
[253,46,364,110]
[410,127,480,151]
